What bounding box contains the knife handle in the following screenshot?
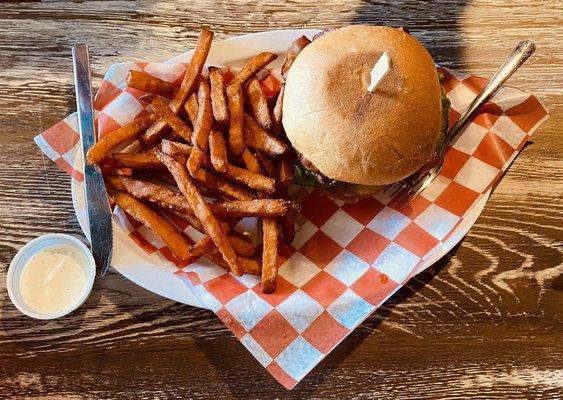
[72,44,97,154]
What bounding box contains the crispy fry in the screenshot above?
[107,175,205,229]
[150,96,193,142]
[170,211,254,258]
[261,218,279,293]
[161,139,192,157]
[184,92,198,124]
[206,249,262,276]
[241,148,261,174]
[209,199,298,218]
[156,151,242,275]
[112,192,192,261]
[244,113,288,156]
[187,147,205,176]
[239,256,262,275]
[143,29,213,145]
[189,230,228,259]
[271,84,285,136]
[223,164,275,193]
[228,52,277,87]
[227,83,245,156]
[107,175,191,213]
[193,76,213,151]
[181,216,237,257]
[246,77,272,130]
[190,233,255,259]
[278,153,295,189]
[165,208,207,233]
[113,152,163,169]
[127,70,177,98]
[208,127,228,173]
[242,147,280,293]
[209,66,229,125]
[87,114,157,164]
[194,169,255,200]
[227,234,256,258]
[255,151,278,178]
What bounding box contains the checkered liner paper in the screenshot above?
[35,55,548,388]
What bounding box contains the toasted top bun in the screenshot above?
[283,25,443,186]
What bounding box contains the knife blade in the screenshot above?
[72,44,113,277]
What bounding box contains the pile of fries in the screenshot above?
[88,29,299,293]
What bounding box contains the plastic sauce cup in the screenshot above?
[7,234,96,319]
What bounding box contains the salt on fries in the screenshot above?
[93,29,300,293]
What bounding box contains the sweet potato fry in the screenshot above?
[143,29,213,145]
[277,153,295,189]
[87,114,157,164]
[107,175,192,215]
[227,234,256,258]
[241,147,280,292]
[228,52,277,87]
[184,92,198,124]
[187,147,205,176]
[127,70,177,98]
[206,249,261,276]
[193,76,213,151]
[245,77,272,130]
[169,210,254,258]
[261,218,279,293]
[223,164,276,194]
[209,66,229,125]
[193,169,255,200]
[241,148,261,174]
[271,84,285,136]
[208,127,228,173]
[161,139,192,157]
[112,192,191,261]
[156,151,242,275]
[209,199,299,218]
[243,113,288,156]
[150,96,193,143]
[190,232,255,259]
[189,224,231,259]
[227,83,245,156]
[113,152,163,169]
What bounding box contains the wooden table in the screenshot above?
[1,1,561,398]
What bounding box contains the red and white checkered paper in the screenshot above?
[35,58,548,388]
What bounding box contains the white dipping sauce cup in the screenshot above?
[7,234,96,319]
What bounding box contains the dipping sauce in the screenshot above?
[19,246,87,314]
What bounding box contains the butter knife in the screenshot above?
[72,44,113,277]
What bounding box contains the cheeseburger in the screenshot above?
[282,25,450,201]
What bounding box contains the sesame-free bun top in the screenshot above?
[283,25,443,186]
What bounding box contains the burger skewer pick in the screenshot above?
[367,52,391,93]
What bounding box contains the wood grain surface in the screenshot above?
[1,1,561,398]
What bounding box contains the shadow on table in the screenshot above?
[349,0,470,69]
